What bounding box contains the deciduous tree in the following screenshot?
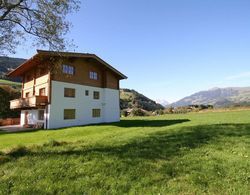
[0,0,80,54]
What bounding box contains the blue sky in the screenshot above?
[11,0,250,102]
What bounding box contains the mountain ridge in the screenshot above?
[171,86,250,107]
[0,56,26,81]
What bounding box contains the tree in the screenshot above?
[0,0,80,54]
[0,85,20,118]
[131,108,147,117]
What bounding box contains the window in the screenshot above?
[39,88,46,96]
[92,109,101,118]
[38,110,44,120]
[89,71,98,80]
[64,88,75,98]
[25,92,30,98]
[85,90,89,96]
[93,91,100,99]
[64,109,76,120]
[62,64,75,75]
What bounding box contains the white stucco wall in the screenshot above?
[47,81,120,129]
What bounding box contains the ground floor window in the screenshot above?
[92,109,101,118]
[38,110,45,120]
[64,109,76,120]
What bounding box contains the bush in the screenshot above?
[165,107,174,114]
[130,108,147,116]
[121,110,128,117]
[154,109,165,115]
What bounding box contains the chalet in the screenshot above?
[8,50,127,129]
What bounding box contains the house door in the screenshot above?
[24,111,29,125]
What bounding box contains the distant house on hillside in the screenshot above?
[8,50,127,129]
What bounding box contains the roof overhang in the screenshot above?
[7,50,128,79]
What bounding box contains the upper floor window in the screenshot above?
[62,64,75,75]
[64,88,75,98]
[39,88,46,96]
[93,91,100,99]
[85,90,89,96]
[89,71,98,80]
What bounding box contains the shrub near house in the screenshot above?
[0,85,20,119]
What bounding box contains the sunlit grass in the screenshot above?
[0,110,249,194]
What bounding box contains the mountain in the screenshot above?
[0,56,26,80]
[155,99,170,107]
[120,89,164,111]
[171,87,250,107]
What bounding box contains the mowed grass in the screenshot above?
[0,110,250,194]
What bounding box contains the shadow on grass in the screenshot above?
[0,119,190,135]
[108,119,190,128]
[1,123,250,162]
[48,123,250,160]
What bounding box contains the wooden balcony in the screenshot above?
[10,96,48,109]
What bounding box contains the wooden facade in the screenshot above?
[52,57,120,90]
[8,50,127,110]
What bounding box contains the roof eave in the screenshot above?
[7,50,128,79]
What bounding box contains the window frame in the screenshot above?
[62,64,75,75]
[89,71,98,80]
[85,90,89,96]
[64,88,75,98]
[93,91,100,100]
[64,109,76,120]
[92,109,101,118]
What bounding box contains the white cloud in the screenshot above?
[226,72,250,80]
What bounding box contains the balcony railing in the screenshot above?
[10,96,48,109]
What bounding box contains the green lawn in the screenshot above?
[0,110,250,194]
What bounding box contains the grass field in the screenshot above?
[0,79,21,86]
[0,110,250,194]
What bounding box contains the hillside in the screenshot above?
[120,88,164,111]
[172,87,250,107]
[0,79,22,86]
[0,56,26,80]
